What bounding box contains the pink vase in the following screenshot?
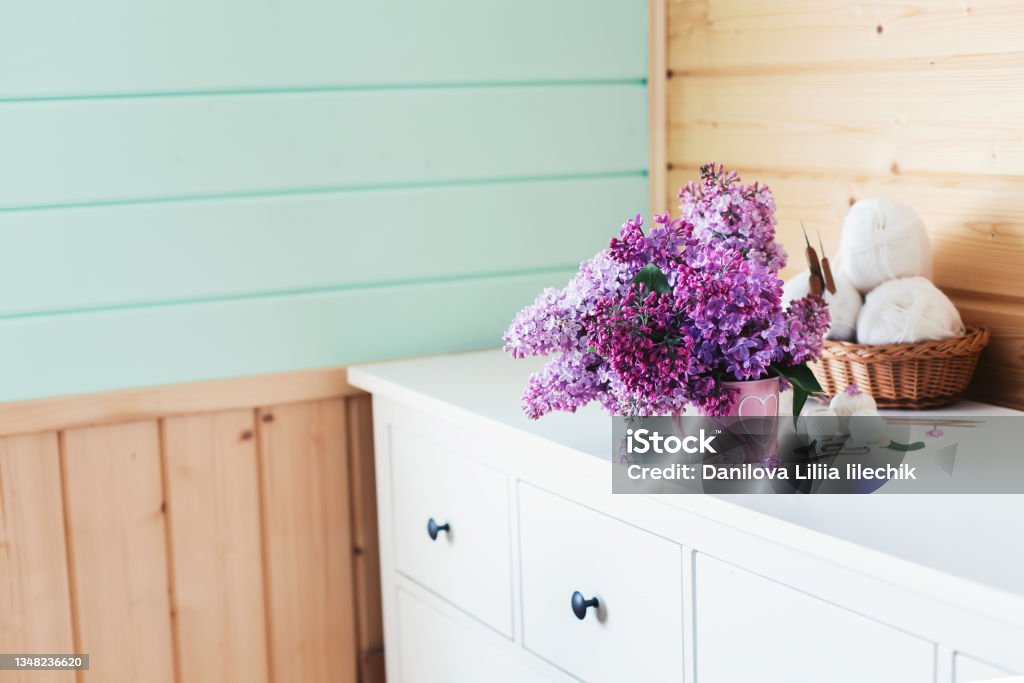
[672,377,782,464]
[717,376,781,463]
[722,376,781,419]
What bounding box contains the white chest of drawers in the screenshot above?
[349,350,1024,683]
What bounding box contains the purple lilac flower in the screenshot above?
[678,163,788,272]
[609,213,688,274]
[520,350,613,420]
[505,163,828,420]
[503,250,634,360]
[589,285,694,416]
[779,295,830,365]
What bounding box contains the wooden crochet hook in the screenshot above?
[802,223,824,296]
[818,231,837,294]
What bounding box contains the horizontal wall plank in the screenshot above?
[0,270,572,403]
[0,85,646,210]
[0,176,646,316]
[667,167,1024,297]
[956,295,1024,411]
[0,0,645,99]
[0,367,356,438]
[669,0,1024,72]
[668,54,1023,177]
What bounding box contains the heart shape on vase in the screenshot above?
[735,393,779,457]
[737,393,779,418]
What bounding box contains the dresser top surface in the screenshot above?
[349,349,1024,602]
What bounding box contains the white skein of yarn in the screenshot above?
[796,408,840,444]
[829,385,876,432]
[856,277,964,345]
[838,198,933,294]
[782,269,862,342]
[848,409,892,447]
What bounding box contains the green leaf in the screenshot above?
[631,264,672,295]
[769,362,823,425]
[791,386,809,423]
[769,362,823,394]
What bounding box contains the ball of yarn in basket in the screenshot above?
[782,269,862,342]
[856,276,964,345]
[838,198,932,294]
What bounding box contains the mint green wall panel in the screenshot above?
[0,1,647,401]
[0,176,646,316]
[1,1,645,99]
[0,85,645,210]
[0,270,575,402]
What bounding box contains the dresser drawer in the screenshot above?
[518,484,684,683]
[696,554,934,683]
[396,589,551,683]
[390,427,513,637]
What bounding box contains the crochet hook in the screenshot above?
[802,223,824,297]
[818,231,837,294]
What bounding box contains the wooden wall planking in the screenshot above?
[162,410,269,683]
[648,0,669,214]
[347,396,385,683]
[666,167,1024,297]
[0,433,75,683]
[62,422,176,683]
[667,57,1022,178]
[0,369,379,683]
[668,0,1023,71]
[663,0,1024,408]
[257,400,358,683]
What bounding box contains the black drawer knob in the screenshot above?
[427,517,450,541]
[571,591,599,620]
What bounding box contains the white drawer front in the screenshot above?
[955,653,1017,682]
[518,484,684,683]
[390,427,513,636]
[397,589,550,683]
[696,554,934,683]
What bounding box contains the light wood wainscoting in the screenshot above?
[0,369,383,683]
[654,0,1024,409]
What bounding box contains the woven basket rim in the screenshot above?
[820,324,990,361]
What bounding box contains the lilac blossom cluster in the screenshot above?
[678,163,787,272]
[504,165,829,419]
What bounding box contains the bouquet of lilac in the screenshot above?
[504,163,829,419]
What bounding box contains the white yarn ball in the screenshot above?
[781,269,811,305]
[781,269,863,342]
[829,386,876,432]
[848,409,891,446]
[796,408,839,444]
[856,277,964,345]
[838,198,933,293]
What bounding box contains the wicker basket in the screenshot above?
[809,324,990,409]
